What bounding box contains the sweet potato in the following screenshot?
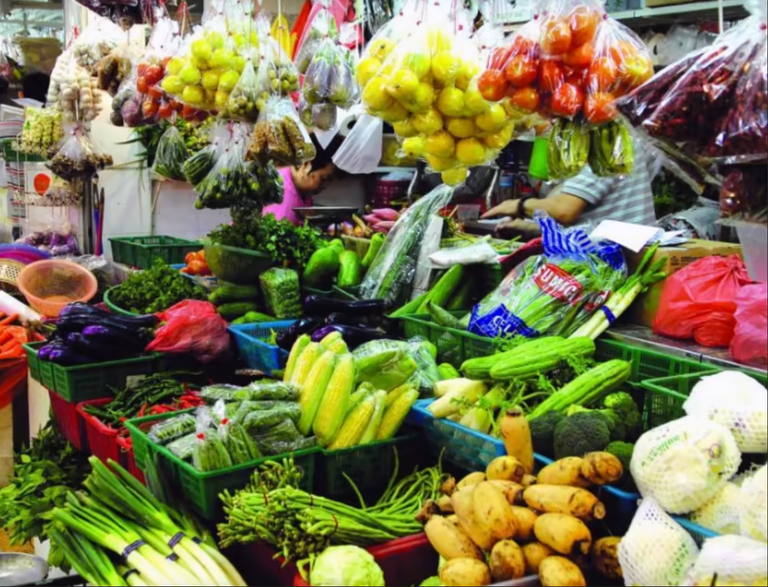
[451,486,495,551]
[439,558,491,587]
[457,471,486,491]
[425,516,483,561]
[489,540,526,582]
[581,452,623,486]
[487,480,524,505]
[536,457,591,487]
[474,482,518,542]
[522,542,554,574]
[534,513,592,556]
[591,537,623,580]
[523,485,606,520]
[539,556,587,586]
[486,456,525,483]
[509,506,538,542]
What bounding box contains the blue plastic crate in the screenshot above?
[170,263,218,287]
[229,321,295,374]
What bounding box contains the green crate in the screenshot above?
[318,433,420,502]
[125,411,318,521]
[204,242,273,284]
[109,236,201,269]
[23,342,159,402]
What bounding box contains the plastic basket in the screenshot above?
[317,432,421,502]
[204,242,273,285]
[109,236,201,269]
[674,517,720,548]
[125,410,318,521]
[18,260,98,318]
[103,286,140,317]
[77,399,122,465]
[23,342,159,402]
[228,321,295,374]
[49,389,90,451]
[116,436,145,485]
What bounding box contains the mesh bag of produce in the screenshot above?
[740,465,767,543]
[685,535,768,585]
[618,498,700,587]
[469,214,626,338]
[631,416,742,514]
[259,268,302,319]
[19,108,63,156]
[153,126,189,181]
[250,96,316,166]
[689,482,743,535]
[683,371,768,454]
[359,183,454,303]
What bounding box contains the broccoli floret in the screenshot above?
[605,441,636,492]
[553,412,611,460]
[529,411,565,459]
[565,405,627,442]
[604,392,642,441]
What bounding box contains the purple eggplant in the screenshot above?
[309,324,394,349]
[304,296,392,318]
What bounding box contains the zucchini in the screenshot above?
[489,337,596,381]
[209,283,261,305]
[417,265,465,314]
[218,302,261,321]
[427,302,463,329]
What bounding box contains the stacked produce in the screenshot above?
[208,282,263,322]
[96,45,136,96]
[16,229,80,257]
[361,208,400,235]
[47,50,104,124]
[18,108,63,156]
[0,312,31,360]
[261,267,302,319]
[50,457,246,586]
[109,259,207,314]
[37,303,158,365]
[419,453,627,586]
[180,250,211,276]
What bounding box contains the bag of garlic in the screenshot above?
[685,535,768,585]
[47,50,103,124]
[684,370,768,454]
[631,416,741,514]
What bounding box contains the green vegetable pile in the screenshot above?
[0,421,91,570]
[208,213,323,272]
[110,259,206,314]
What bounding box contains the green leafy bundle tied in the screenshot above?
[260,267,302,318]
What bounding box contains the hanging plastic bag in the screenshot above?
[225,57,260,121]
[47,50,103,124]
[96,43,137,96]
[250,96,317,166]
[146,300,231,363]
[469,214,627,338]
[333,105,384,173]
[154,126,190,181]
[547,118,590,179]
[294,4,339,74]
[653,255,753,348]
[72,16,123,74]
[47,125,113,181]
[253,13,300,100]
[111,60,151,127]
[730,282,768,368]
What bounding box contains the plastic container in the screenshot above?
[228,321,295,374]
[77,399,122,465]
[125,410,318,521]
[109,235,201,269]
[116,435,145,485]
[18,260,98,318]
[103,286,140,317]
[734,220,767,283]
[49,389,90,451]
[23,341,159,402]
[204,242,273,285]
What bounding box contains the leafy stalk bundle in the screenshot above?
[218,454,444,565]
[50,457,245,587]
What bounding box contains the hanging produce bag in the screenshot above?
[469,214,627,338]
[303,40,359,130]
[96,43,137,96]
[19,108,62,157]
[332,105,384,174]
[250,96,316,166]
[72,16,123,74]
[47,50,104,124]
[153,126,190,181]
[253,13,300,100]
[47,124,113,181]
[294,3,340,74]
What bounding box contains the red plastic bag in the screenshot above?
[654,255,753,348]
[146,300,230,363]
[730,283,768,367]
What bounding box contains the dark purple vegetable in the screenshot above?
[276,317,321,350]
[66,332,136,361]
[309,324,394,349]
[303,296,392,317]
[37,342,66,361]
[82,325,149,349]
[325,313,378,329]
[56,315,154,339]
[59,303,158,327]
[43,346,93,366]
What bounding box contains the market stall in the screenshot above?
[1,0,766,583]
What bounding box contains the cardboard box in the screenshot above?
[624,239,743,328]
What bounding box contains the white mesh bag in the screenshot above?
[618,498,699,586]
[740,465,767,543]
[684,371,768,454]
[689,482,742,535]
[685,535,768,586]
[631,416,742,514]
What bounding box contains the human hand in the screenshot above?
[483,199,520,219]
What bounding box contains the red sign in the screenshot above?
[533,263,584,306]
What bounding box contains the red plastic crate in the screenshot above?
[49,389,89,451]
[224,541,299,587]
[293,534,437,587]
[77,399,121,465]
[116,436,145,485]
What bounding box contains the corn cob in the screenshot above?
[297,351,337,436]
[377,389,419,441]
[313,354,355,446]
[329,394,377,450]
[290,342,323,388]
[284,335,311,383]
[360,390,388,445]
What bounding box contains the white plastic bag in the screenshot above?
[429,241,498,268]
[333,107,384,174]
[618,498,700,587]
[631,416,742,514]
[685,535,768,586]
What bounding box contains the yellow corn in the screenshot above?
[290,342,323,388]
[320,331,343,348]
[326,338,349,354]
[360,390,387,445]
[284,335,311,383]
[345,384,375,418]
[298,350,337,436]
[385,383,416,409]
[313,354,355,446]
[377,389,419,441]
[328,394,376,450]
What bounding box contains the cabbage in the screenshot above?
[310,546,385,586]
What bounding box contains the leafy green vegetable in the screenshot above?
[110,258,206,314]
[310,546,385,586]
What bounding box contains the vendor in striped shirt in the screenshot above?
[484,138,661,234]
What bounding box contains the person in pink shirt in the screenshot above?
[262,136,342,226]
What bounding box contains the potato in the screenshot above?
[487,480,524,505]
[473,482,517,541]
[457,472,486,491]
[591,536,623,580]
[581,452,623,486]
[523,485,606,521]
[539,556,586,586]
[536,457,591,488]
[425,516,483,561]
[489,540,526,582]
[534,513,592,556]
[439,558,491,586]
[486,456,525,483]
[451,486,495,551]
[510,506,538,542]
[522,542,554,574]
